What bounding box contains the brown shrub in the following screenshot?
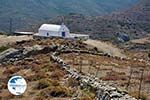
[129,91,149,100]
[50,80,60,86]
[50,69,65,80]
[67,77,79,87]
[39,86,71,98]
[26,72,48,81]
[34,79,60,90]
[31,63,41,72]
[35,79,52,90]
[101,71,127,81]
[0,93,15,100]
[78,90,95,100]
[3,67,20,75]
[34,96,51,100]
[101,75,126,81]
[47,65,56,72]
[0,82,7,89]
[79,97,92,100]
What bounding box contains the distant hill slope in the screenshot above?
[110,0,150,21]
[0,0,139,32]
[109,0,150,34]
[48,0,150,42]
[126,0,150,21]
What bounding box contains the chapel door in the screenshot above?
[62,32,66,37]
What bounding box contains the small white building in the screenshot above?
[37,23,70,38]
[34,23,89,40]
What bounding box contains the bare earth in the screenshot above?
[0,35,33,46]
[84,39,126,58]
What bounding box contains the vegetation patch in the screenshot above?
[3,67,20,75]
[67,77,79,87]
[0,46,10,53]
[0,32,7,35]
[34,78,60,90]
[35,79,52,89]
[50,69,65,80]
[129,91,149,100]
[26,72,48,81]
[39,85,72,98]
[78,89,95,100]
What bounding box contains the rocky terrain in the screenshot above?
[0,38,96,100]
[0,36,149,100]
[121,36,150,61]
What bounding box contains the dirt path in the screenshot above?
[0,35,33,46]
[83,39,126,58]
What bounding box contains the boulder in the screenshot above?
[0,48,23,63]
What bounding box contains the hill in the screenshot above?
[0,0,139,32]
[0,37,149,99]
[47,0,150,42]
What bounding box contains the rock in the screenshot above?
[24,58,34,61]
[0,48,23,63]
[110,91,123,98]
[116,32,130,43]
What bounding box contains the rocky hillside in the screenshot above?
[108,0,150,33]
[0,0,139,32]
[0,37,149,99]
[126,0,150,21]
[47,13,148,43]
[47,0,150,42]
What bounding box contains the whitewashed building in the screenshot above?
[34,23,89,40]
[37,23,70,38]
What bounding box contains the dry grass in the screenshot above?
[83,39,126,57]
[50,69,65,80]
[39,85,72,98]
[0,35,32,47]
[78,89,95,100]
[100,70,127,81]
[3,66,20,75]
[129,91,149,100]
[60,52,150,99]
[67,77,79,87]
[26,71,48,81]
[35,79,53,90]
